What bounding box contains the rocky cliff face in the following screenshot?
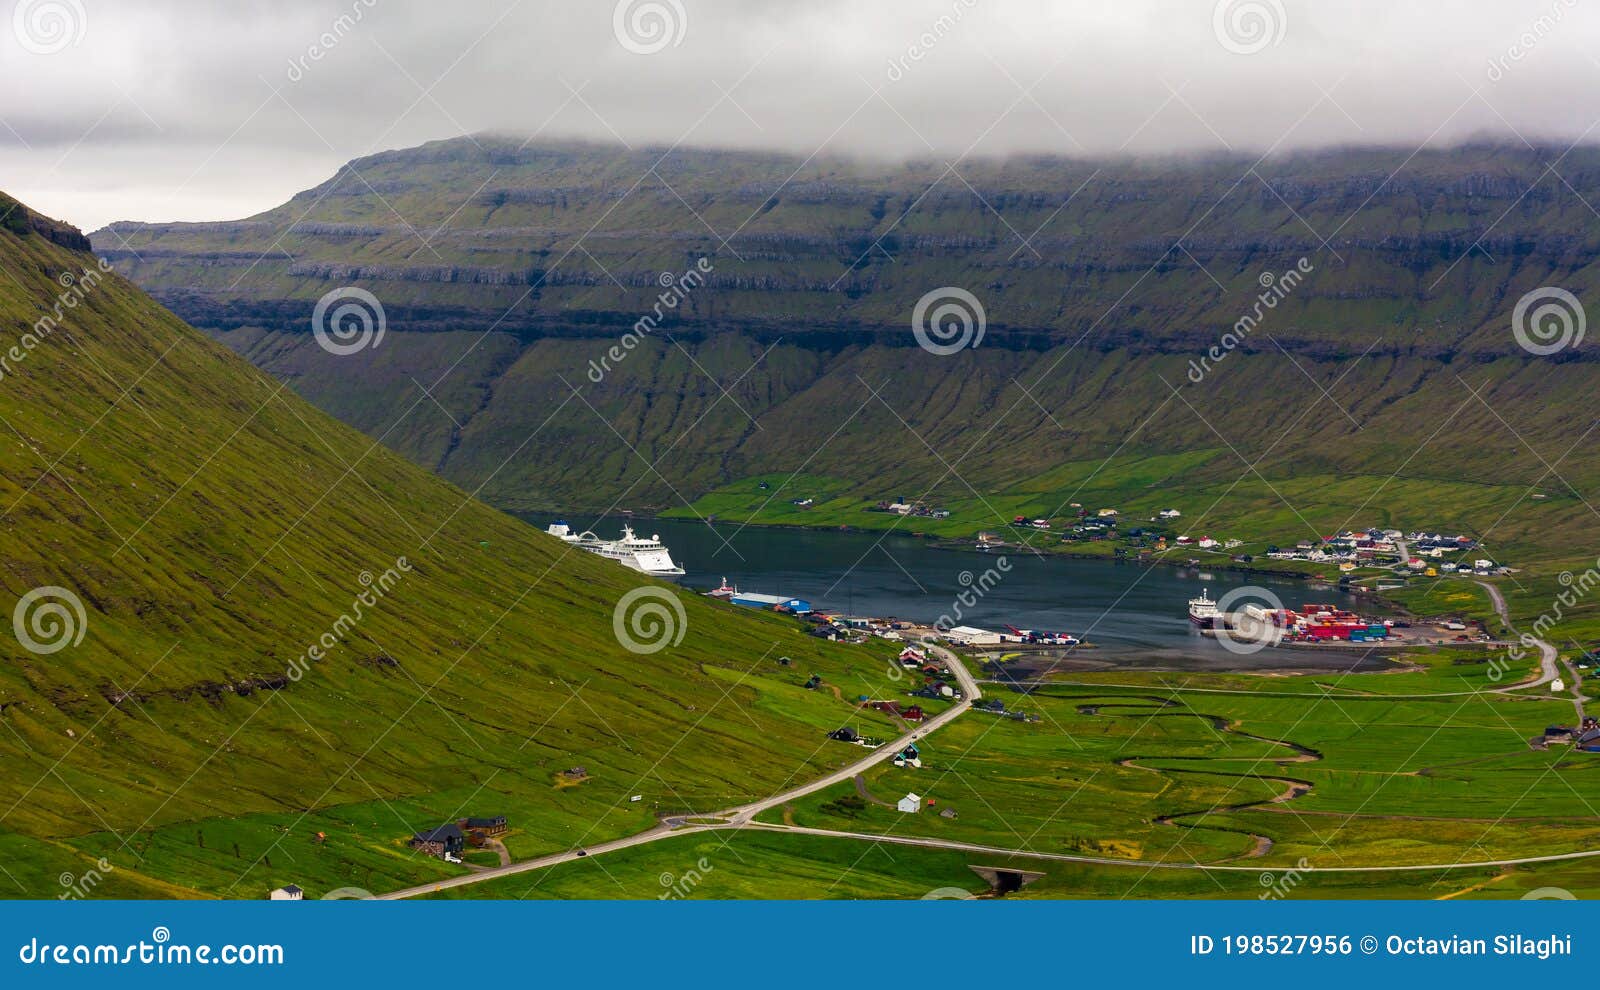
[2,192,93,252]
[90,139,1600,561]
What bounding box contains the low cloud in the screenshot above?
[2,0,1595,229]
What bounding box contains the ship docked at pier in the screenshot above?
[1188,589,1226,630]
[546,522,686,577]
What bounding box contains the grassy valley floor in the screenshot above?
[392,646,1600,900]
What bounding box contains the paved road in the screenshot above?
[1477,579,1584,719]
[734,821,1600,874]
[379,644,982,899]
[378,634,1600,898]
[715,648,976,826]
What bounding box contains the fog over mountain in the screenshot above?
[2,0,1596,229]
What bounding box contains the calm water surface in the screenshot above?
[527,515,1387,672]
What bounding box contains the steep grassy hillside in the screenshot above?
[0,195,899,899]
[94,138,1600,582]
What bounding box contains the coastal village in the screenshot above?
[780,490,1515,583]
[973,509,1511,581]
[278,508,1535,898]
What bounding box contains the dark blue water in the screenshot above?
[527,514,1382,671]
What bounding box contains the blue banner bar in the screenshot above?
[3,901,1594,986]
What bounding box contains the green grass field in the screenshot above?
[0,201,921,900]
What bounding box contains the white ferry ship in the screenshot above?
[546,522,686,577]
[1188,588,1226,630]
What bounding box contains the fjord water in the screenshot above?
[531,515,1380,671]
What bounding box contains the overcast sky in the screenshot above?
[2,0,1596,230]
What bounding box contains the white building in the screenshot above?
[269,885,303,901]
[898,793,923,814]
[945,626,1002,646]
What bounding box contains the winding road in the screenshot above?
[1477,579,1584,720]
[377,630,1592,899]
[379,641,980,899]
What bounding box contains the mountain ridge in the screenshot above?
[0,192,893,899]
[91,137,1600,567]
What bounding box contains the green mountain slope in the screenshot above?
[92,139,1600,572]
[0,195,894,899]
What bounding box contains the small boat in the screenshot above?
[708,577,738,599]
